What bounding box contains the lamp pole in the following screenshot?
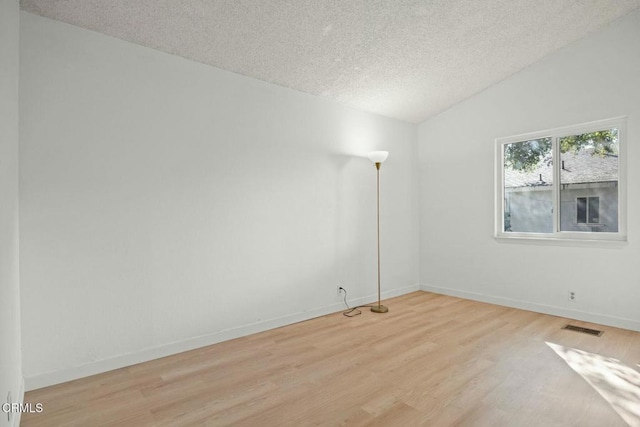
[368,152,388,313]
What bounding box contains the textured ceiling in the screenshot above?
[20,0,640,123]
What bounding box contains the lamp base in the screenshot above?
[371,305,389,313]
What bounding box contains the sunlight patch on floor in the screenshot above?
[547,342,640,427]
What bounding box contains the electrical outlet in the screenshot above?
[337,285,345,297]
[568,291,576,302]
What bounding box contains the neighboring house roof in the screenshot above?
[504,151,618,188]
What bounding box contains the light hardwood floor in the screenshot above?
[22,292,640,426]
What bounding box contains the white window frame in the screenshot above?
[495,117,627,242]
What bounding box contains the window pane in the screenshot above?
[588,197,599,223]
[577,197,587,223]
[503,138,552,233]
[559,128,618,232]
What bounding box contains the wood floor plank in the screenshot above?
[21,291,640,426]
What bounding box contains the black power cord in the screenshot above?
[341,287,375,317]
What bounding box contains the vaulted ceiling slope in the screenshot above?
[20,0,640,123]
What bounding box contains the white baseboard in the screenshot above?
[25,284,420,391]
[420,283,640,332]
[11,377,24,427]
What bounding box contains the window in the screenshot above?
[576,196,598,224]
[496,117,626,241]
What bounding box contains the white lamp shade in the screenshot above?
[367,151,389,164]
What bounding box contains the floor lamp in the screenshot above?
[367,151,389,313]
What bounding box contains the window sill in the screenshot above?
[495,232,627,244]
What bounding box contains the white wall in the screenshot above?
[0,0,23,425]
[19,12,419,389]
[419,9,640,330]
